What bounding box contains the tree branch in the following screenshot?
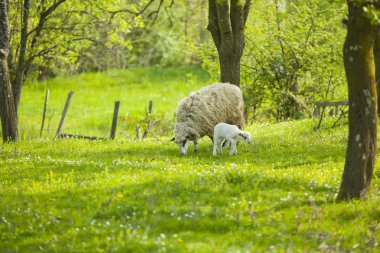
[94,0,157,21]
[207,0,221,51]
[216,0,232,38]
[29,0,67,49]
[147,0,164,25]
[164,0,175,27]
[243,0,251,25]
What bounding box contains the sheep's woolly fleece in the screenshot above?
[174,83,245,142]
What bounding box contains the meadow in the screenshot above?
[1,67,380,252]
[18,66,209,139]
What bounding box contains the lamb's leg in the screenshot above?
[212,134,218,156]
[193,140,198,153]
[218,139,223,154]
[213,141,217,156]
[223,140,231,148]
[230,140,238,155]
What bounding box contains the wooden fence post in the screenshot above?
[143,100,153,139]
[148,100,153,114]
[40,89,50,137]
[56,91,74,137]
[110,101,120,140]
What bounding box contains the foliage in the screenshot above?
[244,0,347,121]
[186,39,220,83]
[125,0,208,68]
[363,4,380,25]
[6,0,208,79]
[7,0,153,78]
[192,0,347,121]
[1,119,380,252]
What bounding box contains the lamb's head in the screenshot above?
[172,122,197,155]
[237,131,251,144]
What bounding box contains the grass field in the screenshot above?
[1,67,380,252]
[19,66,209,139]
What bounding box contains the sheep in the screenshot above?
[172,83,245,155]
[212,123,251,156]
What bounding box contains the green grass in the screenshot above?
[19,65,209,139]
[1,119,380,252]
[1,67,380,252]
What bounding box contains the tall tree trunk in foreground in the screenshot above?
[0,0,18,142]
[207,0,251,86]
[337,1,379,201]
[374,30,380,115]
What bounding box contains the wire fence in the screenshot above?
[28,89,169,141]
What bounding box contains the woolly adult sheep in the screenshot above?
[172,83,245,155]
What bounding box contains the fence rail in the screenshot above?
[313,100,348,117]
[39,90,121,140]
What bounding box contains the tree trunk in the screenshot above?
[337,2,378,201]
[374,30,380,115]
[0,0,18,142]
[207,0,251,86]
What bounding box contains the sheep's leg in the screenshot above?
[230,140,238,155]
[193,140,198,153]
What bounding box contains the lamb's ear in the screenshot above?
[238,133,244,137]
[170,137,175,142]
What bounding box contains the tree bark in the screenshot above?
[0,0,18,142]
[207,0,251,86]
[337,2,378,201]
[374,29,380,115]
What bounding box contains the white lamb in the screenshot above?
[172,83,245,155]
[213,123,251,156]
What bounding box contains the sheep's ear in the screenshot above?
[170,137,175,142]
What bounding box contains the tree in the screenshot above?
[242,0,345,121]
[1,0,70,142]
[337,1,380,201]
[207,0,251,86]
[0,0,18,142]
[0,0,159,142]
[374,32,380,115]
[12,0,65,114]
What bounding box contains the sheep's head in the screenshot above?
[238,131,251,144]
[172,122,197,155]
